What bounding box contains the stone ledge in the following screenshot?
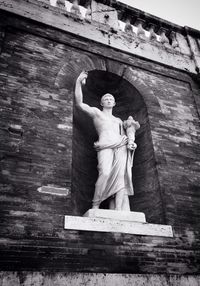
[64,215,173,237]
[84,209,146,222]
[0,272,200,286]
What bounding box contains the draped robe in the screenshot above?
[92,135,134,206]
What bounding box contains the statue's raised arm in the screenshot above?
[75,71,99,118]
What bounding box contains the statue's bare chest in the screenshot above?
[93,115,121,136]
[94,115,120,126]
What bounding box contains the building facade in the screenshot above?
[0,0,200,284]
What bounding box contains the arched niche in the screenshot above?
[72,70,164,223]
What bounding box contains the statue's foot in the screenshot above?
[92,205,99,209]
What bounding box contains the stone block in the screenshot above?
[84,209,146,223]
[64,215,173,237]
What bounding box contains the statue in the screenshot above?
[75,71,140,211]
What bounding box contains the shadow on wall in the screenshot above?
[72,70,164,224]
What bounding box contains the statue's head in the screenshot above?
[100,93,116,108]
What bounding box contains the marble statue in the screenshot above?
[75,71,140,211]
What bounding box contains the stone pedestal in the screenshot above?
[84,209,146,223]
[64,210,173,237]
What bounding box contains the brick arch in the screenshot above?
[54,53,107,89]
[72,68,166,223]
[123,66,164,121]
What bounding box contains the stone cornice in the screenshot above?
[0,0,199,74]
[79,0,199,34]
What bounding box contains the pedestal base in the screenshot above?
[84,209,146,223]
[64,209,173,237]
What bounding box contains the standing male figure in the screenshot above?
[75,71,137,211]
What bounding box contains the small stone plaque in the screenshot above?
[37,186,70,196]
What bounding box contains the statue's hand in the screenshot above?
[127,142,137,151]
[77,71,88,85]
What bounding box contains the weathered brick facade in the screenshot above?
[0,0,200,284]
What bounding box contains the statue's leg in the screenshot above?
[109,198,115,209]
[115,189,124,210]
[122,195,130,211]
[114,145,127,211]
[92,148,113,209]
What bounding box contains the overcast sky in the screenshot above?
[120,0,200,30]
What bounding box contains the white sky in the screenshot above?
[120,0,200,30]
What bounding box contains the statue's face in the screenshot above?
[101,94,116,108]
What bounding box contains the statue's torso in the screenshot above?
[93,111,123,144]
